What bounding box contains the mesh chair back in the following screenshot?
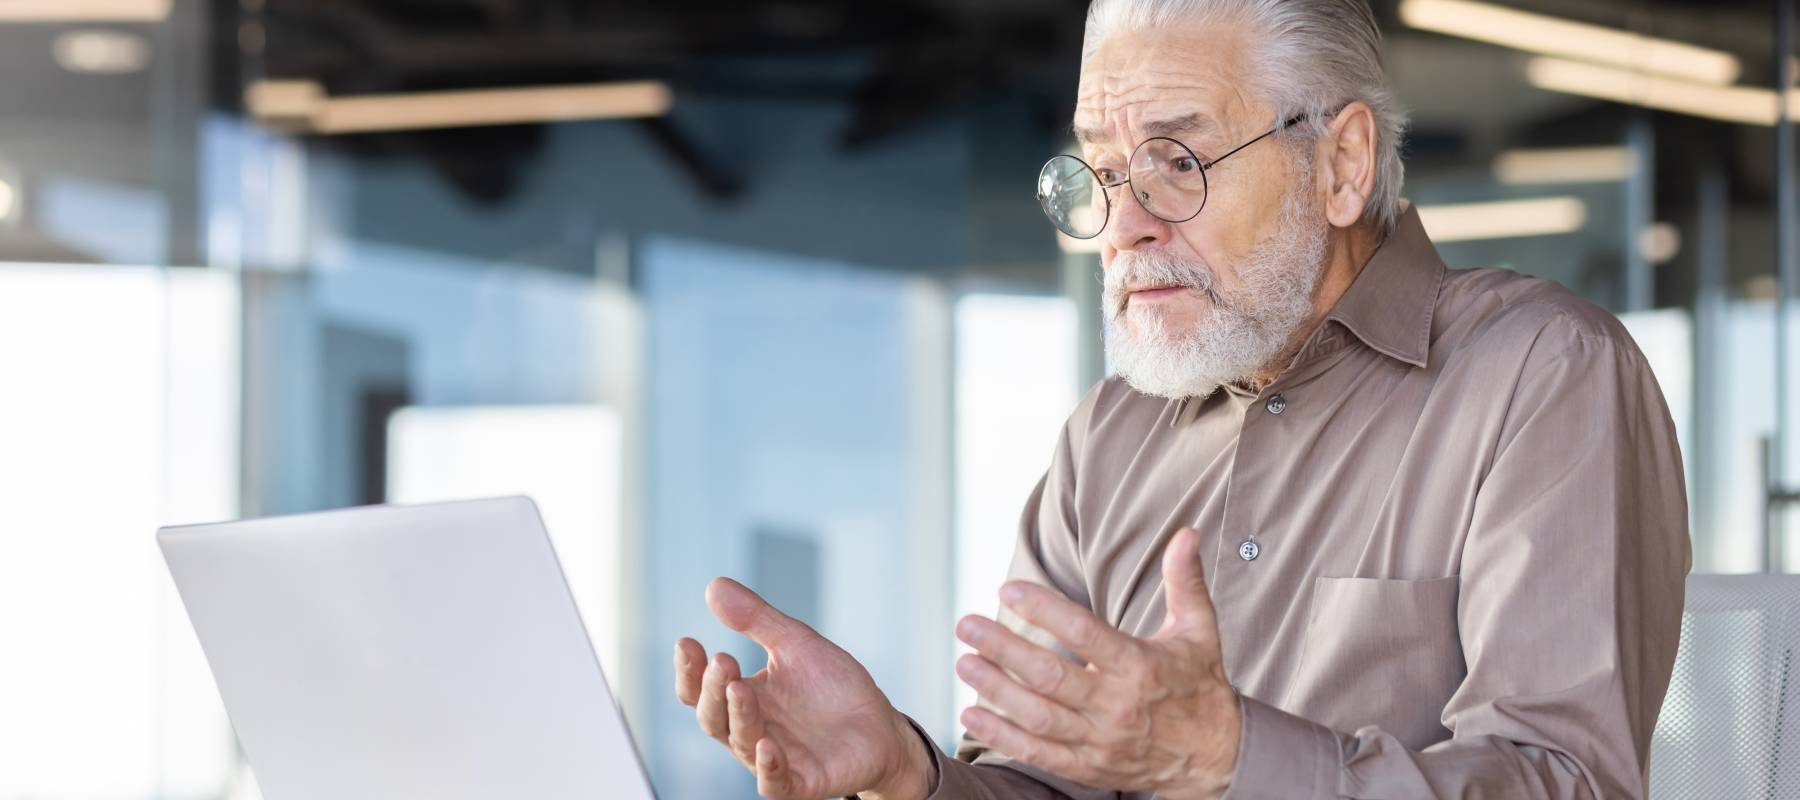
[1651,574,1800,799]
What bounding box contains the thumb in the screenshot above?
[1159,528,1217,637]
[706,577,813,652]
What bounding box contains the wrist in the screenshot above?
[1161,688,1242,800]
[862,711,934,800]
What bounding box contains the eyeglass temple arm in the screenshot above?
[1201,113,1309,171]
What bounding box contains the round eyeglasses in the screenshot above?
[1036,114,1305,240]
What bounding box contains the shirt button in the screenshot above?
[1238,540,1260,561]
[1265,394,1287,415]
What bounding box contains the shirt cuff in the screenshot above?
[897,714,1035,800]
[897,715,948,798]
[1220,695,1343,800]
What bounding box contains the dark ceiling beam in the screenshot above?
[637,116,742,201]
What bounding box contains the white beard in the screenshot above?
[1101,181,1329,400]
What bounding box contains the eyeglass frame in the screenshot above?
[1038,112,1310,240]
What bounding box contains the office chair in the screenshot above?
[1650,574,1800,799]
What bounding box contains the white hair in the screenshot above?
[1083,0,1408,238]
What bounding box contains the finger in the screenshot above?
[1159,527,1218,638]
[725,680,766,764]
[674,638,708,706]
[995,582,1137,668]
[695,651,740,742]
[961,705,1085,781]
[755,736,800,800]
[955,614,1094,708]
[955,654,1090,742]
[707,577,816,653]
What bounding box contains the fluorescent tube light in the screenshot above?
[1493,146,1634,185]
[1526,56,1782,126]
[1417,196,1588,242]
[1400,0,1739,85]
[246,79,672,134]
[0,0,170,22]
[244,79,326,122]
[53,30,151,74]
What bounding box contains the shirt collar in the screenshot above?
[1165,201,1445,419]
[1322,200,1445,369]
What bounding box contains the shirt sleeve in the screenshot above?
[920,384,1119,800]
[1221,323,1691,799]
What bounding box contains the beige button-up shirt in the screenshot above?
[923,204,1692,799]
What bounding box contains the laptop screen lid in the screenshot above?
[158,496,655,800]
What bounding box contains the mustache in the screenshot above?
[1102,251,1222,316]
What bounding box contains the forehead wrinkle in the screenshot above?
[1074,26,1263,149]
[1079,70,1224,112]
[1075,63,1241,149]
[1074,98,1228,153]
[1142,113,1219,140]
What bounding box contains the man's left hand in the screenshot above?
[953,527,1240,800]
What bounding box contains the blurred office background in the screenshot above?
[2,0,1798,796]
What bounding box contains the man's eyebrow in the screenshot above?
[1072,122,1108,146]
[1142,113,1218,141]
[1070,113,1220,146]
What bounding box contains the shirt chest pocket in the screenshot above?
[1282,575,1466,750]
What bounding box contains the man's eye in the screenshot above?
[1173,157,1199,173]
[1096,169,1125,184]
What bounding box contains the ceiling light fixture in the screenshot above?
[1493,145,1634,185]
[1416,196,1588,242]
[245,79,673,135]
[1400,0,1740,85]
[53,30,151,74]
[1526,57,1786,126]
[0,0,170,22]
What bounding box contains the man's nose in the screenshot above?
[1106,182,1168,252]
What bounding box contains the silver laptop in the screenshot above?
[158,495,657,800]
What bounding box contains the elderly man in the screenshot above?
[673,0,1691,797]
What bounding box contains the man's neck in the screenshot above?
[1244,222,1383,391]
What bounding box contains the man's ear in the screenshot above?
[1316,101,1378,230]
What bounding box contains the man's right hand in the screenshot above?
[674,577,934,800]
